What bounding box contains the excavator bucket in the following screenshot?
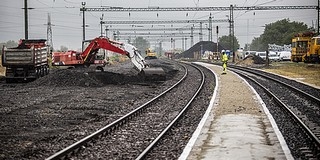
[140,67,166,81]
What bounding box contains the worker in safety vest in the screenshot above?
[221,50,228,74]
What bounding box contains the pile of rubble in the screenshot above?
[236,54,266,66]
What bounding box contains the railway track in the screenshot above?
[230,66,320,159]
[46,62,209,159]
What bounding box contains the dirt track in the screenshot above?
[0,59,182,159]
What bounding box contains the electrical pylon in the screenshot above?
[47,13,53,53]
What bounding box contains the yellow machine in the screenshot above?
[291,32,320,63]
[145,48,158,59]
[304,36,320,63]
[291,32,313,62]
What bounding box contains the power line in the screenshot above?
[82,5,317,12]
[101,19,228,24]
[107,27,205,31]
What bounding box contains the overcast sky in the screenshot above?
[0,0,317,51]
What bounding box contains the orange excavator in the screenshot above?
[52,37,166,80]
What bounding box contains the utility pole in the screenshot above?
[182,37,185,51]
[317,0,320,35]
[191,25,194,46]
[208,15,212,41]
[23,0,34,39]
[159,41,162,57]
[216,26,219,53]
[24,0,28,39]
[185,38,188,50]
[81,2,86,41]
[230,4,235,63]
[100,14,104,37]
[199,22,203,41]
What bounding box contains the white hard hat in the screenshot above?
[221,50,225,53]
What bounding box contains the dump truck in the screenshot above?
[1,39,49,82]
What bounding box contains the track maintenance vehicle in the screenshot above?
[145,48,158,59]
[52,37,166,80]
[2,39,49,82]
[291,31,320,63]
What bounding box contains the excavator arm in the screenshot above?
[82,37,127,65]
[81,37,149,72]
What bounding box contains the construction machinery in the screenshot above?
[305,35,320,63]
[145,48,158,59]
[52,37,166,80]
[1,39,49,82]
[291,32,320,63]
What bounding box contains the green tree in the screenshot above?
[250,19,310,51]
[250,37,263,51]
[218,35,240,52]
[132,37,150,56]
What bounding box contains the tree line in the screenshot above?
[218,18,313,52]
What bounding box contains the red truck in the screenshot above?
[1,39,49,82]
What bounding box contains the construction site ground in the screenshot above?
[0,59,182,159]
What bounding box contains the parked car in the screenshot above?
[278,51,291,61]
[268,51,280,62]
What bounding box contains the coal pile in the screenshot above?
[28,69,104,87]
[91,71,144,85]
[27,60,180,87]
[177,41,225,59]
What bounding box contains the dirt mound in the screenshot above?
[236,54,265,66]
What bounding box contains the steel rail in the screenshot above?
[231,68,320,154]
[46,64,188,160]
[230,65,320,103]
[135,63,205,159]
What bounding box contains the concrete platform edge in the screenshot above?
[231,68,294,160]
[178,62,219,160]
